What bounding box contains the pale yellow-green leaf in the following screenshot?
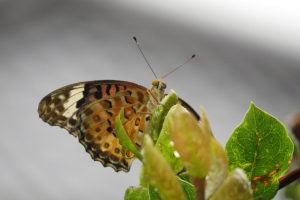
[115,107,143,161]
[211,168,252,200]
[205,137,228,199]
[143,135,186,200]
[150,90,178,141]
[167,104,212,179]
[155,116,184,173]
[200,106,212,136]
[124,186,149,200]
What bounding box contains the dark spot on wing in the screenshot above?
[69,118,77,125]
[94,91,102,99]
[115,85,119,93]
[106,84,112,95]
[115,148,120,154]
[76,98,85,108]
[136,143,141,147]
[107,127,112,133]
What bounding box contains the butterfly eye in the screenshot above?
[152,79,159,86]
[162,82,167,89]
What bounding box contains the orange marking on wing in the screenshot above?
[137,91,146,104]
[124,107,136,120]
[119,85,125,91]
[99,100,111,109]
[101,85,108,98]
[110,85,117,95]
[125,96,137,104]
[125,150,133,158]
[113,97,124,107]
[135,118,140,126]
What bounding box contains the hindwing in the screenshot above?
[76,90,150,172]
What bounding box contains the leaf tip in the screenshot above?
[250,101,256,108]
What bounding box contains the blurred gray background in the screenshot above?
[1,0,299,199]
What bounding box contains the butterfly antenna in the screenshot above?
[133,36,157,79]
[163,54,195,78]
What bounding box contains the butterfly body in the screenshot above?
[38,77,174,172]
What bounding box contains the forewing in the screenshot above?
[38,80,147,136]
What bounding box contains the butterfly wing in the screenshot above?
[177,97,200,121]
[76,90,150,172]
[38,80,149,172]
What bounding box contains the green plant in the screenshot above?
[116,90,295,200]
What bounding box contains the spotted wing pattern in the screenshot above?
[38,80,149,172]
[76,90,150,172]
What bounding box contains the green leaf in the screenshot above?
[151,91,183,173]
[148,177,196,200]
[143,134,187,200]
[178,172,192,184]
[148,184,163,200]
[115,107,143,161]
[167,104,212,179]
[155,113,184,173]
[210,168,252,200]
[150,90,178,142]
[178,177,196,200]
[125,186,150,200]
[225,102,294,200]
[139,166,147,188]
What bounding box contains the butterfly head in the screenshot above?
[149,76,167,103]
[151,76,167,91]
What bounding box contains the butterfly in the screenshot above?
[38,38,199,172]
[38,76,199,172]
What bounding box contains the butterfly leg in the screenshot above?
[147,89,164,106]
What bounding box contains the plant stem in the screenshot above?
[191,177,205,200]
[279,167,300,190]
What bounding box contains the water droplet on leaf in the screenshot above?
[174,151,180,158]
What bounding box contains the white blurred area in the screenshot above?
[1,1,299,200]
[114,0,300,59]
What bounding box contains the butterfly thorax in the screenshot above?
[146,76,167,113]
